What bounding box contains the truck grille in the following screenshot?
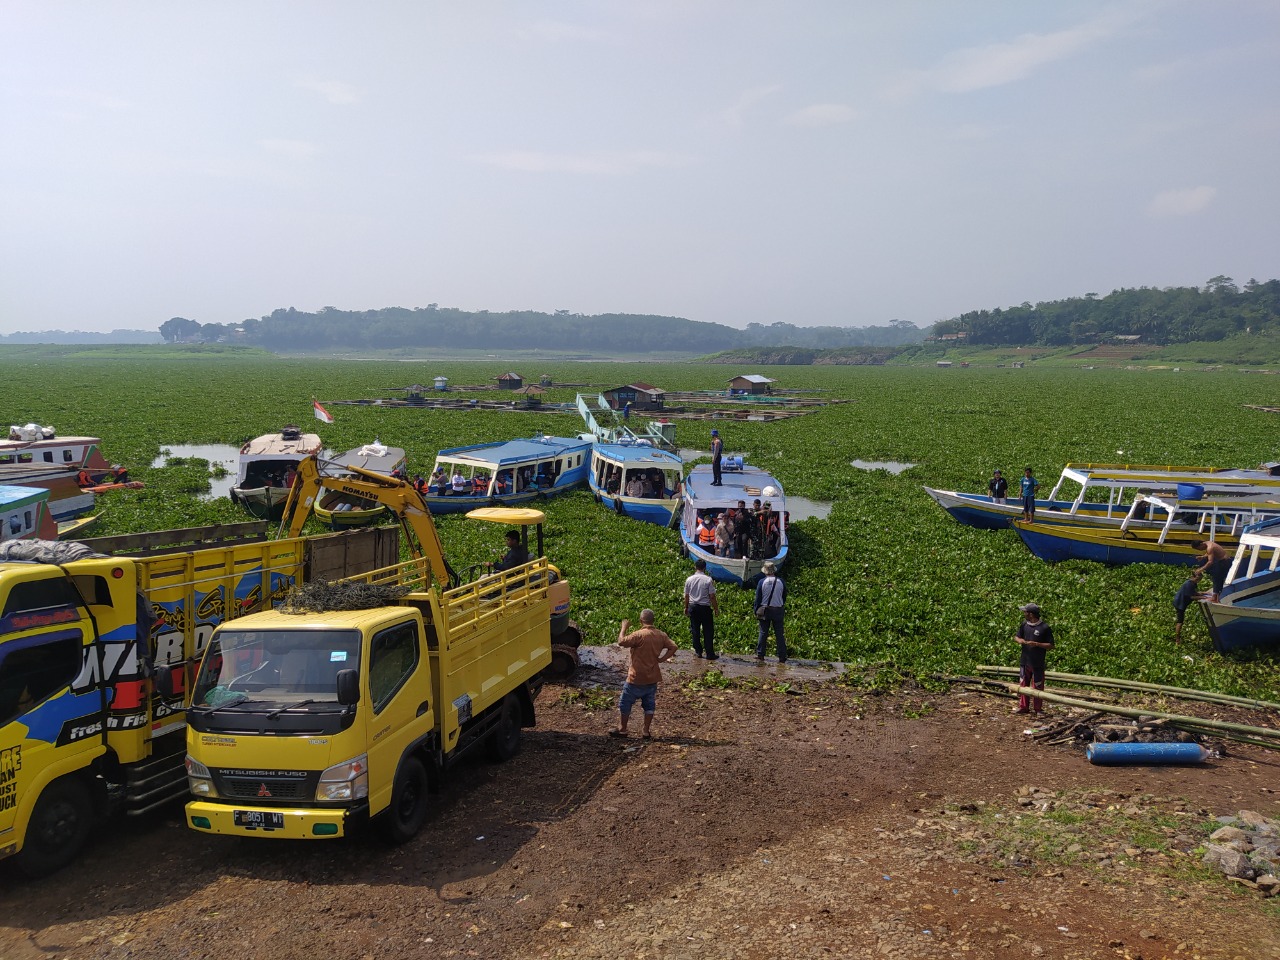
[217,775,315,801]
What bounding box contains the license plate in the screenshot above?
[233,810,285,830]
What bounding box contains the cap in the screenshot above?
[1019,602,1041,615]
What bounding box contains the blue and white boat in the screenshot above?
[678,461,787,584]
[926,462,1280,532]
[1200,519,1280,653]
[423,434,591,515]
[588,443,683,526]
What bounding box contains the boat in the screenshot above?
[576,393,677,450]
[926,461,1280,531]
[1011,493,1280,567]
[230,425,324,519]
[1199,519,1280,653]
[0,484,60,541]
[678,461,787,583]
[588,443,683,526]
[0,464,95,521]
[1,422,124,484]
[422,435,591,515]
[313,442,407,528]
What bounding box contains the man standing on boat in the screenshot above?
[710,429,724,486]
[988,468,1008,504]
[1020,467,1040,522]
[683,558,719,660]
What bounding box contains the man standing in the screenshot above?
[710,429,724,486]
[1192,540,1231,601]
[754,561,787,663]
[988,468,1008,504]
[612,609,677,739]
[1013,602,1054,715]
[1020,467,1040,522]
[733,500,753,558]
[683,558,719,660]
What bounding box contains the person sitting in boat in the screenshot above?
[77,469,93,488]
[495,470,513,495]
[413,474,427,494]
[283,467,297,488]
[471,472,490,495]
[696,516,716,549]
[626,473,648,498]
[451,469,468,495]
[491,529,530,573]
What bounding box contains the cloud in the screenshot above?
[784,103,857,127]
[295,78,359,105]
[527,20,611,43]
[472,150,688,175]
[720,85,782,128]
[1147,186,1217,217]
[259,139,321,160]
[907,7,1146,95]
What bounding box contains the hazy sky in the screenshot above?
[2,1,1278,335]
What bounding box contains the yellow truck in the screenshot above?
[178,456,579,843]
[0,525,397,876]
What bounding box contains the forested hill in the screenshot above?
[931,277,1280,346]
[158,308,924,353]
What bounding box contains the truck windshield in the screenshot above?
[192,628,361,708]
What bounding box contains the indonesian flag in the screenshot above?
[313,400,334,424]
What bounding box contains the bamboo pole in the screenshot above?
[976,666,1280,712]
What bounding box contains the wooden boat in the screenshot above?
[313,442,407,528]
[230,425,324,519]
[588,443,683,526]
[56,513,100,539]
[1199,520,1280,653]
[0,464,95,520]
[1012,494,1280,567]
[678,461,787,584]
[0,484,60,541]
[926,461,1280,531]
[422,435,591,515]
[1,422,121,484]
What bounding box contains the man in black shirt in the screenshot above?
[492,530,530,572]
[987,468,1008,504]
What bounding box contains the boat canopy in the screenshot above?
[435,436,589,469]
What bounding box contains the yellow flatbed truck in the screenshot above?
[0,526,396,876]
[179,457,576,842]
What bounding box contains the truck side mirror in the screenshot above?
[154,665,175,698]
[335,669,359,706]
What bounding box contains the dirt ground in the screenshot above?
[2,649,1279,960]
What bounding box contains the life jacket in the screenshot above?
[697,523,715,546]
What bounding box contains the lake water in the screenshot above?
[784,495,833,521]
[151,443,241,499]
[850,459,916,475]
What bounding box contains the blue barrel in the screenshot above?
[1086,742,1210,765]
[1176,483,1205,501]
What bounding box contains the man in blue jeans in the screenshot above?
[612,609,677,739]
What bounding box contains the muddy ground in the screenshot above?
[2,650,1278,960]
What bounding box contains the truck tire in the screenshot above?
[378,757,429,845]
[546,644,580,681]
[17,776,94,878]
[487,694,522,762]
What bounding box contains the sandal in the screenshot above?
[608,729,627,738]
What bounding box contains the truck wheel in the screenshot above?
[379,757,429,845]
[487,694,522,762]
[18,777,94,878]
[547,643,580,681]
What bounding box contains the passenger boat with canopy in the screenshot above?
[1199,519,1280,653]
[313,442,407,528]
[422,435,591,515]
[230,425,324,519]
[678,460,787,584]
[588,443,683,526]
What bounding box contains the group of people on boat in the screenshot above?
[695,498,782,559]
[602,465,671,500]
[421,461,563,498]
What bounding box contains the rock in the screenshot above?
[1202,844,1256,880]
[1256,874,1279,896]
[1209,826,1250,843]
[1237,810,1273,829]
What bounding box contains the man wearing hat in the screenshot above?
[987,468,1008,505]
[754,561,787,663]
[1013,602,1054,714]
[710,429,724,485]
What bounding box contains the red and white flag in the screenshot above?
[313,400,334,424]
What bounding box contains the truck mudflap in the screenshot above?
[184,800,367,839]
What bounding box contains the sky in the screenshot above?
[2,1,1278,336]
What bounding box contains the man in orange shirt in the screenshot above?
[611,609,677,740]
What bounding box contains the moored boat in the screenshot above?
[678,461,787,583]
[1011,494,1280,567]
[1,422,122,483]
[926,461,1280,531]
[0,484,60,541]
[0,464,95,521]
[422,435,591,515]
[1199,519,1280,653]
[588,443,683,526]
[230,425,324,519]
[313,442,407,528]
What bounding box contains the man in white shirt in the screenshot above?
[683,558,720,660]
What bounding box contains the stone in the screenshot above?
[1209,826,1249,843]
[1202,844,1256,880]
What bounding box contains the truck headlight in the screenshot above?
[317,754,369,801]
[185,755,218,798]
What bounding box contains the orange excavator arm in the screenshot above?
[278,455,457,588]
